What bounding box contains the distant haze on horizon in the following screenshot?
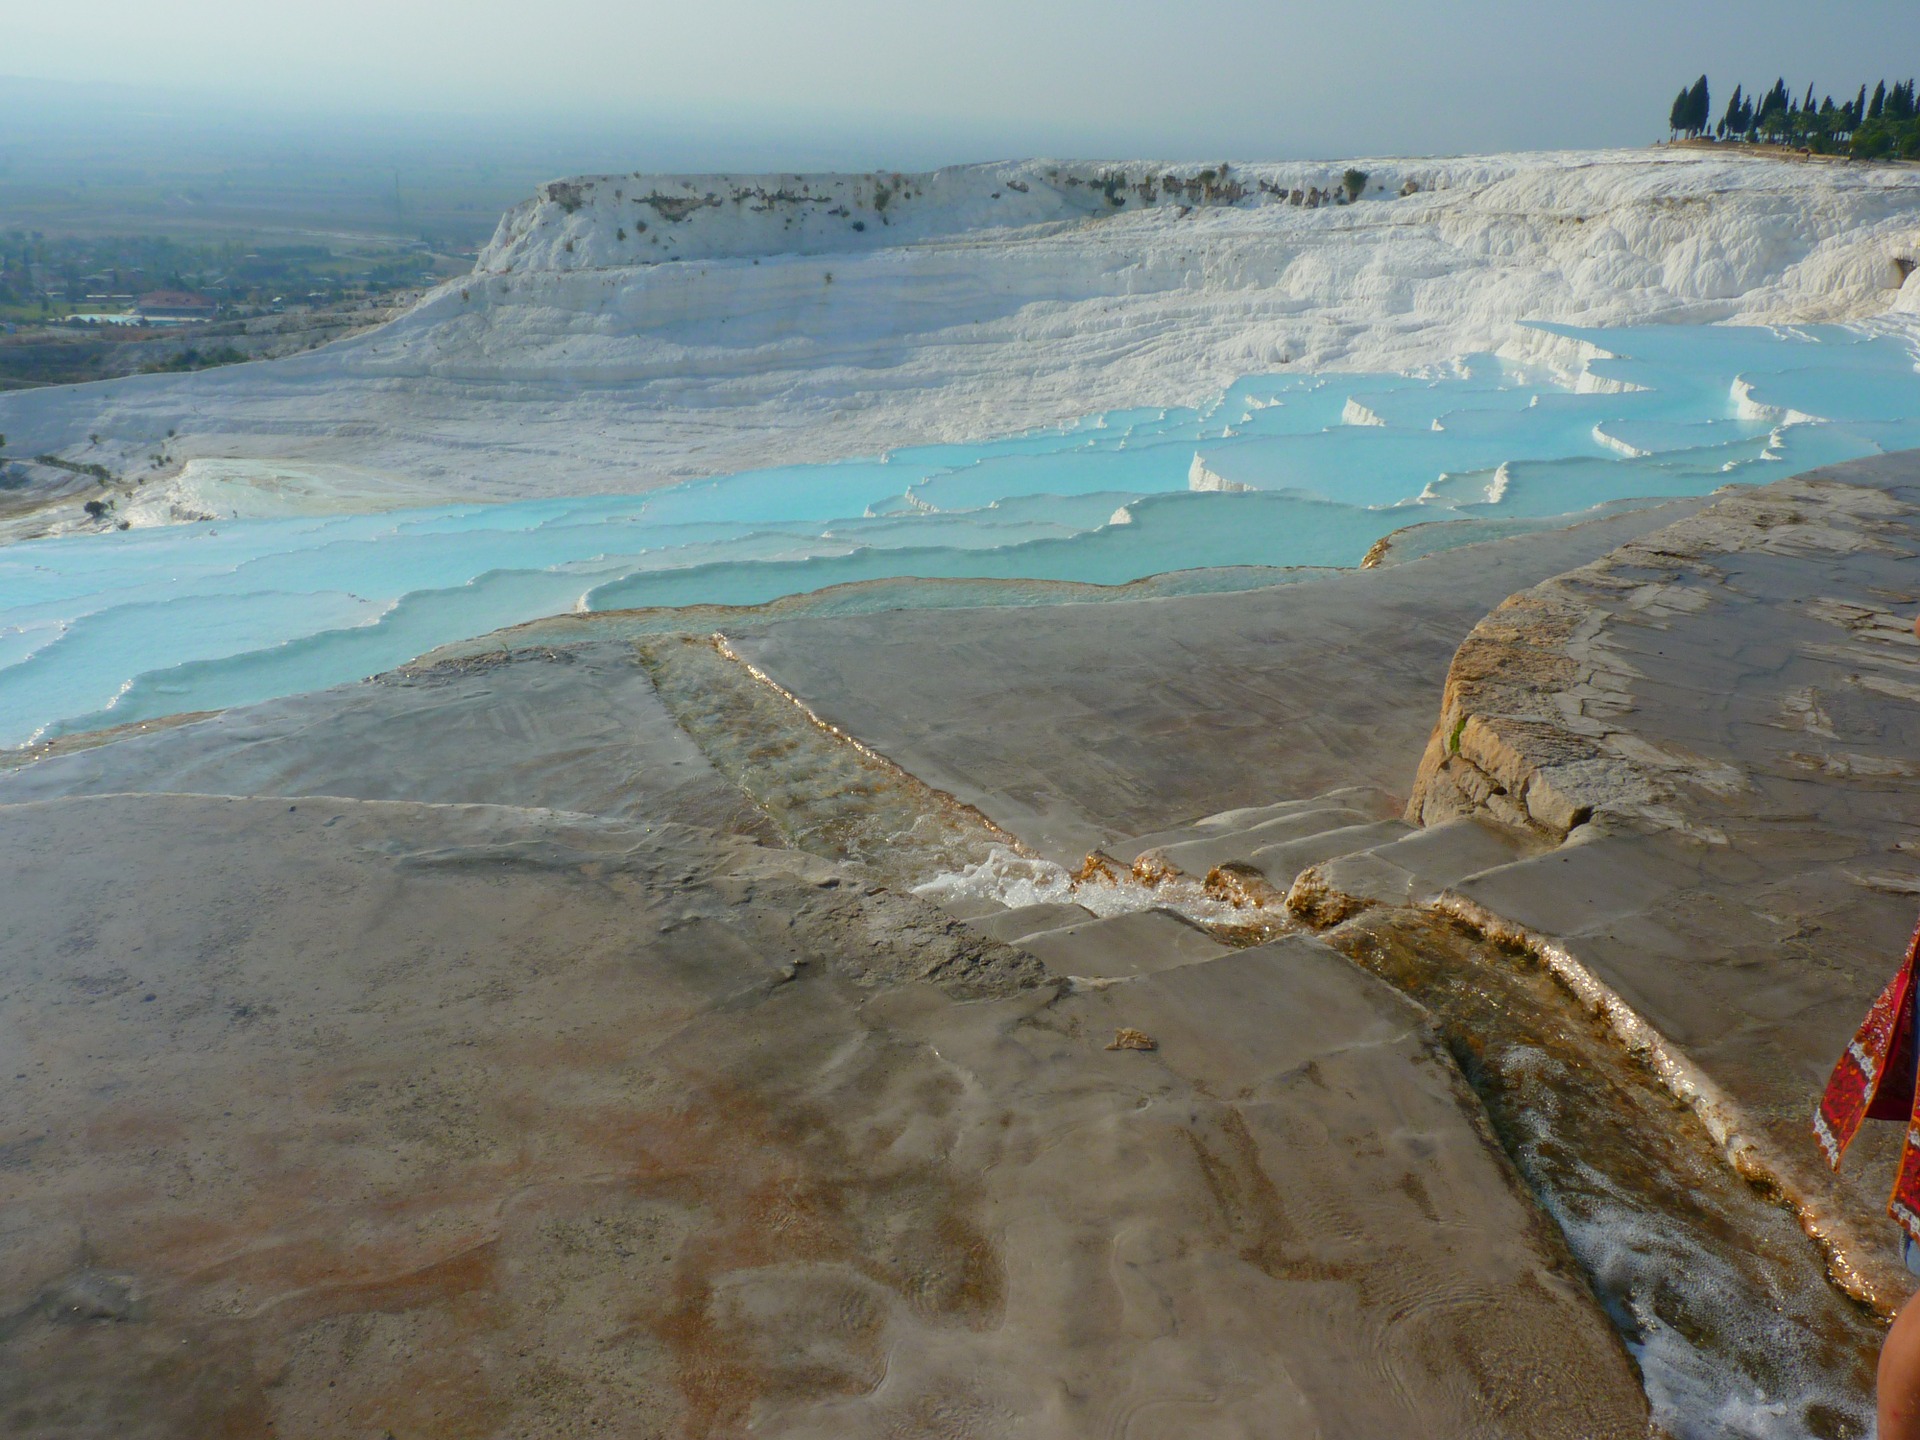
[7,0,1917,168]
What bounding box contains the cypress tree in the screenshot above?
[1670,89,1691,137]
[1754,95,1773,138]
[1870,80,1887,121]
[1756,79,1789,138]
[1722,84,1746,136]
[1854,84,1868,127]
[1691,75,1712,135]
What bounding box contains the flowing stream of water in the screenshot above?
[1326,909,1883,1440]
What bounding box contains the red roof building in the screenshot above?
[136,290,216,321]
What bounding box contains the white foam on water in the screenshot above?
[911,844,1264,929]
[1494,1044,1876,1440]
[1558,1201,1870,1440]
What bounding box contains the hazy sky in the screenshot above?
[11,0,1919,164]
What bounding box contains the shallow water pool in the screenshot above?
[2,321,1918,748]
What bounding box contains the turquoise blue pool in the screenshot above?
[3,321,1918,747]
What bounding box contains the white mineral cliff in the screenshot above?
[5,150,1920,515]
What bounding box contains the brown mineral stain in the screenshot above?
[1183,1109,1353,1284]
[322,1239,500,1319]
[81,1107,189,1150]
[14,980,1004,1440]
[571,1078,1005,1437]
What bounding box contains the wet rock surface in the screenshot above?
[1397,453,1920,1305]
[709,453,1920,1427]
[1408,461,1920,844]
[9,457,1920,1433]
[1325,908,1882,1438]
[724,498,1711,862]
[0,640,772,839]
[0,794,1641,1437]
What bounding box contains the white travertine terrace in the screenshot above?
[3,149,1919,512]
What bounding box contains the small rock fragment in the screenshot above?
[1106,1027,1157,1052]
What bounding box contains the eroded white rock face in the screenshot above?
[5,150,1919,509]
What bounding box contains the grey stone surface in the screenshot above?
[1043,935,1648,1438]
[727,500,1711,862]
[0,792,1645,1438]
[1285,817,1542,921]
[1242,820,1417,885]
[12,466,1898,1418]
[1453,832,1695,938]
[1104,789,1399,864]
[1327,817,1539,901]
[0,640,770,837]
[964,900,1096,943]
[1142,806,1376,877]
[1361,813,1540,880]
[1009,908,1232,980]
[1410,462,1920,845]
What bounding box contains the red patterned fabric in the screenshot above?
[1816,916,1920,1243]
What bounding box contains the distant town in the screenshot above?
[0,231,474,389]
[0,227,474,320]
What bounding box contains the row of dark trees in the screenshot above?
[1667,75,1920,158]
[1668,77,1713,138]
